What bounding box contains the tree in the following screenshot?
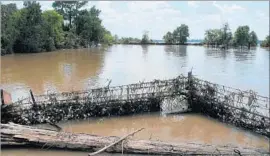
[1,3,18,53]
[102,31,114,45]
[172,24,189,44]
[13,1,44,53]
[74,7,103,46]
[141,31,150,44]
[52,1,88,29]
[204,29,222,47]
[42,10,64,50]
[163,32,174,44]
[113,35,119,43]
[204,30,213,46]
[1,1,114,54]
[204,23,233,49]
[234,25,250,49]
[248,31,258,49]
[261,35,270,47]
[221,23,232,48]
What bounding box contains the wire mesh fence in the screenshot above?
[189,76,269,137]
[1,72,269,137]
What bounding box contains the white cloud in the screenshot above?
[213,1,246,14]
[256,10,269,21]
[1,1,24,8]
[187,1,200,8]
[95,1,183,39]
[1,1,268,40]
[1,1,53,11]
[127,1,170,12]
[39,1,53,11]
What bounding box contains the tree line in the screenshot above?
[200,23,268,49]
[1,1,115,54]
[204,23,259,49]
[163,23,269,49]
[2,1,268,55]
[115,31,153,44]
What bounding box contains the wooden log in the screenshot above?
[1,123,269,155]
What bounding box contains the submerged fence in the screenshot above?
[1,72,269,137]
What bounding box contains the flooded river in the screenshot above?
[1,45,269,155]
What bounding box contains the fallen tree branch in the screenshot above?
[48,122,62,132]
[88,128,144,156]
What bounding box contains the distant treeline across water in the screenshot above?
[152,39,203,44]
[152,39,264,44]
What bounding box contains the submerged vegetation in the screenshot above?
[117,37,141,44]
[163,24,190,44]
[116,31,153,44]
[203,23,258,50]
[260,35,270,47]
[1,1,115,55]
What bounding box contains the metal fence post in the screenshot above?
[30,89,38,124]
[30,89,36,106]
[1,89,5,105]
[127,87,129,101]
[188,71,192,86]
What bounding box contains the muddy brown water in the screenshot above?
[1,45,269,155]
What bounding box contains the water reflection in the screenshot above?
[164,45,187,57]
[1,45,268,99]
[204,48,230,59]
[141,45,149,55]
[233,49,256,62]
[1,48,105,98]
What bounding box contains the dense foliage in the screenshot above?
[52,1,88,29]
[260,35,270,47]
[163,32,173,44]
[1,1,114,54]
[141,31,150,44]
[204,23,258,49]
[116,31,154,44]
[117,37,141,44]
[1,3,18,53]
[163,24,189,44]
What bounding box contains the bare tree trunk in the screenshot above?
[1,123,268,155]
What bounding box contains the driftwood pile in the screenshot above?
[1,123,269,155]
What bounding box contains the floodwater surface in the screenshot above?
[1,45,269,155]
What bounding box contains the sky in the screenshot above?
[2,1,269,40]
